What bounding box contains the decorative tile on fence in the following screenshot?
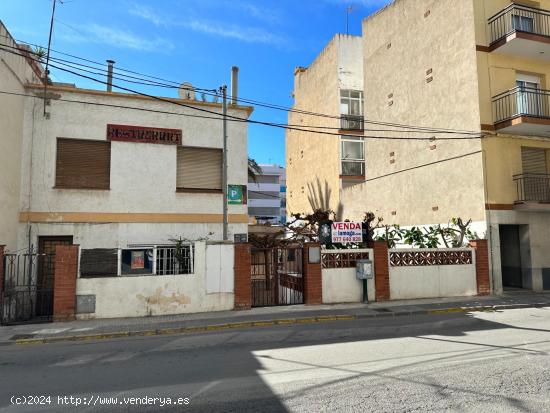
[321,251,370,269]
[389,250,473,267]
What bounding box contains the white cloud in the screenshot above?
[185,19,286,45]
[59,24,174,52]
[128,3,286,46]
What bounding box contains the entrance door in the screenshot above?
[36,236,73,318]
[499,225,523,289]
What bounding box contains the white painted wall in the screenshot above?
[76,242,234,318]
[322,249,375,303]
[336,35,363,91]
[0,23,42,251]
[18,87,250,250]
[389,248,477,300]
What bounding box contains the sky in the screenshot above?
[2,0,391,166]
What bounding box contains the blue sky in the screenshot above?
[2,0,391,166]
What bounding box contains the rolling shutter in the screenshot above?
[177,146,222,190]
[56,138,111,189]
[521,147,547,174]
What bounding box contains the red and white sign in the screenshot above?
[331,222,363,243]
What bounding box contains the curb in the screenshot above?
[9,303,550,346]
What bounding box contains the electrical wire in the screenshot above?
[0,35,484,136]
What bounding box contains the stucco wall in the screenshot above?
[341,0,485,226]
[286,35,363,216]
[18,87,250,249]
[321,249,375,303]
[389,248,478,300]
[76,241,234,318]
[0,23,41,250]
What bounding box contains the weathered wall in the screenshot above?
[286,35,362,216]
[76,241,234,318]
[0,23,41,250]
[342,0,485,225]
[287,37,340,215]
[18,87,250,249]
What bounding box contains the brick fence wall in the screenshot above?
[470,240,491,295]
[53,244,79,321]
[303,243,322,305]
[369,241,390,301]
[234,243,251,310]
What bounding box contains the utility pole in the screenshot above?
[221,85,228,241]
[43,0,58,117]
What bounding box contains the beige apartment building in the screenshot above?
[286,34,363,215]
[287,0,550,294]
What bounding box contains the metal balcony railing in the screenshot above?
[489,4,550,44]
[492,87,550,123]
[514,173,550,202]
[341,160,365,177]
[340,114,364,131]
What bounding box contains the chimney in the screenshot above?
[231,66,239,105]
[106,59,115,92]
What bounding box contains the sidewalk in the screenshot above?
[2,291,550,345]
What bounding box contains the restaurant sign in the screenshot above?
[331,222,363,243]
[107,124,182,145]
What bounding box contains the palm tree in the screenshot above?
[248,158,262,183]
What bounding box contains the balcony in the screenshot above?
[488,4,550,60]
[492,87,550,136]
[514,173,550,210]
[340,114,364,132]
[341,160,365,178]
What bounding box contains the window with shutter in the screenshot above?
[521,147,547,174]
[55,138,111,189]
[176,146,223,192]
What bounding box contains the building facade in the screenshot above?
[287,0,550,294]
[286,34,364,216]
[0,22,255,318]
[248,164,286,224]
[0,22,43,252]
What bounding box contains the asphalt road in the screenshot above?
[0,307,549,413]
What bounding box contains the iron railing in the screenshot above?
[489,4,550,44]
[514,173,550,202]
[340,114,364,131]
[341,160,365,176]
[492,86,550,123]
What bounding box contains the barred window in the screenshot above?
[156,245,194,275]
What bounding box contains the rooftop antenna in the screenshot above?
[346,5,354,35]
[43,0,62,117]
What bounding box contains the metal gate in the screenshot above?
[1,252,56,325]
[251,247,304,307]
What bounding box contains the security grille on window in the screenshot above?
[55,138,111,189]
[156,245,194,275]
[121,244,195,276]
[341,136,365,176]
[177,146,222,192]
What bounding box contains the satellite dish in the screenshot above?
[178,82,195,100]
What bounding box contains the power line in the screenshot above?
[2,45,483,142]
[0,35,483,136]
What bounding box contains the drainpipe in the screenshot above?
[231,66,239,105]
[106,60,115,92]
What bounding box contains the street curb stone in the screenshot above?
[7,302,550,346]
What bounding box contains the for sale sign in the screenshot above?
[331,222,363,243]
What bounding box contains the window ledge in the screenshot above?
[176,188,223,194]
[53,186,110,190]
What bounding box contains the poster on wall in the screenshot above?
[331,222,363,243]
[130,250,145,269]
